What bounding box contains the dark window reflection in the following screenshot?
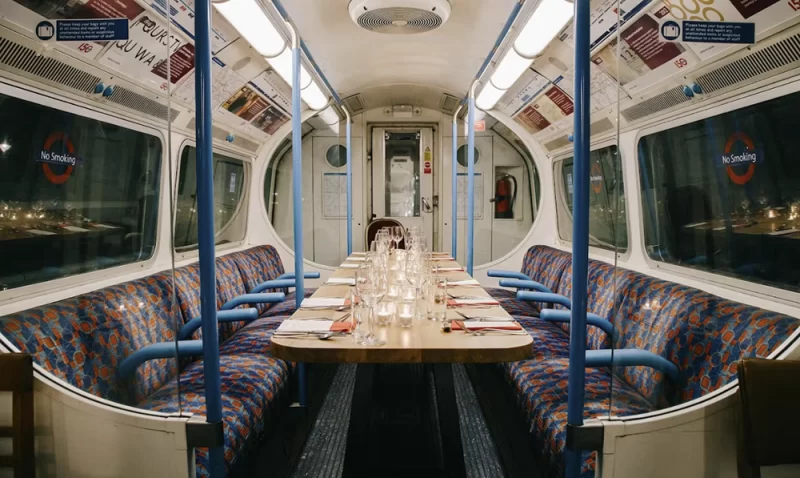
[0,93,161,290]
[558,145,628,251]
[639,93,800,291]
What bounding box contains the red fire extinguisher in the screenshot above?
[493,174,517,219]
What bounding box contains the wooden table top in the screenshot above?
[271,254,533,364]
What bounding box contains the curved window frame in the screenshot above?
[456,144,481,168]
[553,141,630,257]
[0,79,165,305]
[633,75,800,307]
[173,140,251,259]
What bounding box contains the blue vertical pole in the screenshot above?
[466,85,477,275]
[451,106,461,257]
[194,0,223,475]
[290,27,307,407]
[566,0,591,476]
[346,109,353,255]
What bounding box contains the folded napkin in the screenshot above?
[346,256,366,262]
[351,252,366,256]
[448,279,480,286]
[435,267,464,272]
[276,320,335,333]
[451,320,522,331]
[447,298,499,306]
[340,263,360,269]
[301,297,348,308]
[326,277,356,285]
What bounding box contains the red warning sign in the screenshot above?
[474,120,485,132]
[424,146,432,174]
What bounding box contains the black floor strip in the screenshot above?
[290,364,505,478]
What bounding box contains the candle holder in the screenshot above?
[375,300,395,326]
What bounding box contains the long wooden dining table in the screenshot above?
[271,253,532,477]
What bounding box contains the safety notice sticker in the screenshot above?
[55,18,129,42]
[661,20,755,44]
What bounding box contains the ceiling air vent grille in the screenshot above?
[106,86,179,122]
[591,117,615,136]
[695,33,800,94]
[621,86,690,122]
[439,94,460,114]
[0,37,99,93]
[356,8,443,34]
[343,94,365,114]
[545,135,572,151]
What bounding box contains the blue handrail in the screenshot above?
[539,309,617,341]
[220,293,285,310]
[517,290,572,309]
[178,309,260,341]
[566,0,592,475]
[487,270,530,281]
[585,349,679,381]
[251,279,296,294]
[498,279,553,294]
[119,340,204,379]
[466,84,477,276]
[194,0,224,474]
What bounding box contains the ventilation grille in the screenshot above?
[106,86,179,122]
[621,86,690,122]
[439,94,460,114]
[0,37,99,93]
[343,94,365,114]
[356,8,443,34]
[545,135,571,151]
[591,117,615,136]
[696,33,800,94]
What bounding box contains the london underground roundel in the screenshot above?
[721,132,758,186]
[40,132,76,185]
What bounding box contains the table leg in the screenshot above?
[433,363,466,478]
[343,364,376,478]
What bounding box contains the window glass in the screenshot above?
[174,146,246,251]
[556,145,627,250]
[0,92,161,290]
[639,92,800,292]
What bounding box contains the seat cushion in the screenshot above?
[138,353,291,477]
[504,357,655,478]
[219,316,290,358]
[486,287,540,317]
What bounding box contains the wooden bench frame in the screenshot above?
[0,353,35,477]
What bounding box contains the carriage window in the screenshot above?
[556,145,627,251]
[0,93,161,290]
[639,92,800,292]
[174,147,247,251]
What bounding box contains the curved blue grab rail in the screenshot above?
[487,270,531,281]
[252,279,297,294]
[498,279,553,294]
[276,272,321,281]
[178,308,260,341]
[220,292,285,311]
[119,340,204,379]
[585,349,680,381]
[517,291,573,309]
[540,309,617,341]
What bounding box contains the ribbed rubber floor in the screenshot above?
[290,364,505,478]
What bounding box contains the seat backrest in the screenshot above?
[365,218,405,249]
[0,353,35,478]
[0,273,180,405]
[229,245,286,315]
[737,358,800,475]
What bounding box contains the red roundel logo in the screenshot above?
[41,132,75,185]
[723,132,756,185]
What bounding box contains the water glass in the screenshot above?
[429,276,447,321]
[396,298,415,328]
[352,301,369,343]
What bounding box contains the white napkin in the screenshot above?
[448,279,480,286]
[453,298,499,305]
[276,320,333,333]
[347,256,366,262]
[436,266,463,271]
[351,252,366,256]
[301,298,347,307]
[340,263,360,269]
[326,277,356,285]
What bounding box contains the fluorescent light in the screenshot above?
[514,0,573,58]
[301,81,329,110]
[267,48,312,89]
[318,106,340,126]
[476,82,506,111]
[490,48,533,90]
[214,0,285,58]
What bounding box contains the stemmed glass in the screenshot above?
[355,264,387,346]
[391,226,404,250]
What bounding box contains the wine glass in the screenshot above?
[355,265,387,346]
[392,226,404,250]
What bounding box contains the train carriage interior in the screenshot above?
[1,0,800,477]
